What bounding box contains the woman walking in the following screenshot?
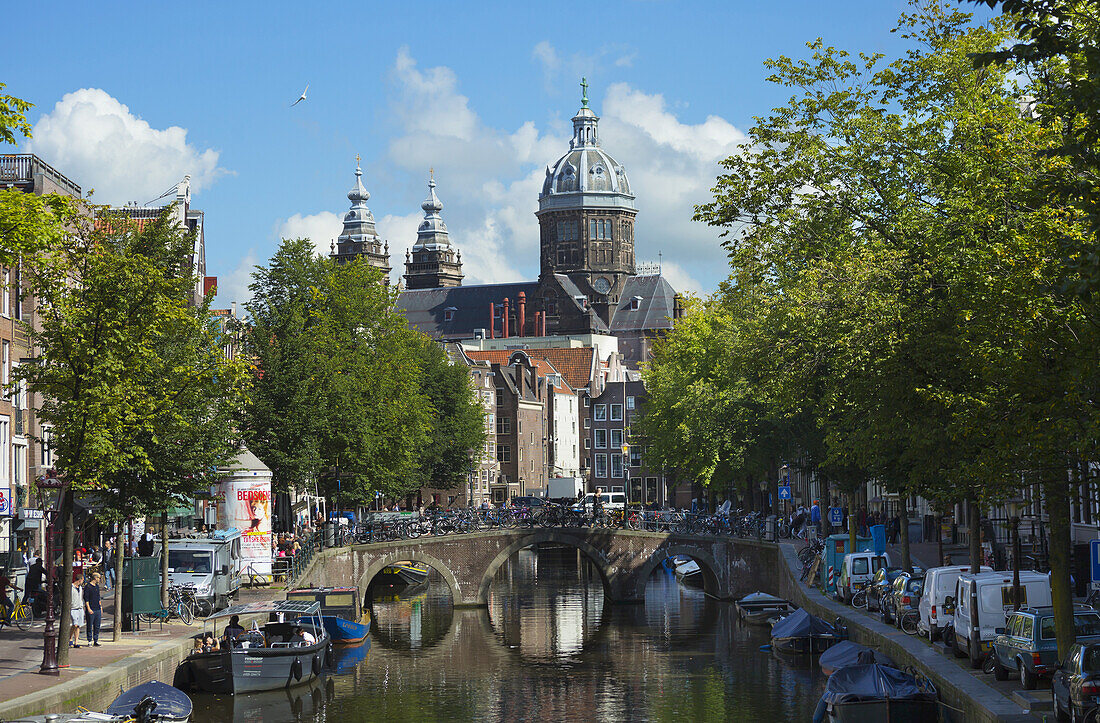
[84,573,102,646]
[69,573,85,650]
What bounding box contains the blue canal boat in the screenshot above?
[287,586,372,645]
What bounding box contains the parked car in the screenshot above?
[882,572,923,627]
[951,570,1053,669]
[994,606,1100,690]
[867,568,905,613]
[836,552,890,604]
[918,565,993,641]
[509,496,546,508]
[1053,642,1100,722]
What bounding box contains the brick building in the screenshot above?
[587,378,671,507]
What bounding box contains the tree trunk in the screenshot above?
[899,499,912,573]
[848,492,856,554]
[1046,472,1075,661]
[112,524,124,642]
[160,511,169,607]
[57,489,73,667]
[969,498,982,574]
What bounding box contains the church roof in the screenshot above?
[397,281,539,339]
[610,274,678,332]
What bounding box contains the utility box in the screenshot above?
[121,555,161,616]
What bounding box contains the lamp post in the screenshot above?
[467,448,476,508]
[38,473,64,676]
[780,463,790,519]
[759,479,768,514]
[1007,496,1026,611]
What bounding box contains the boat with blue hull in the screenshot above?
[287,586,372,645]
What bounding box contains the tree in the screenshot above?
[16,205,249,663]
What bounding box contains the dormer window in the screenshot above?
[630,296,642,311]
[444,306,457,322]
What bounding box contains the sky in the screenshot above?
[3,1,994,308]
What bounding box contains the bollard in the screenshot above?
[324,521,336,548]
[766,515,777,542]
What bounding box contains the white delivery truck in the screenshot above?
[578,491,627,511]
[950,570,1051,668]
[918,564,992,641]
[836,552,890,604]
[163,528,242,613]
[547,477,585,502]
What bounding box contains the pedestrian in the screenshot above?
[69,573,85,649]
[138,532,155,557]
[24,557,43,611]
[84,573,102,646]
[810,500,821,535]
[103,539,115,590]
[0,569,19,624]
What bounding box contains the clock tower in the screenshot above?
[536,80,637,324]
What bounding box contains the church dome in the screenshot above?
[539,95,634,212]
[412,173,453,251]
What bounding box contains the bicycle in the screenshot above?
[2,593,33,631]
[138,585,194,626]
[852,588,868,609]
[899,609,920,635]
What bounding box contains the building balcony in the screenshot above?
[0,154,81,197]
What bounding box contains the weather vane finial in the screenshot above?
[355,153,361,167]
[580,77,589,108]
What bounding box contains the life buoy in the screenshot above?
[291,657,303,681]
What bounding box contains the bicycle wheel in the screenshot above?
[852,589,868,609]
[177,601,194,625]
[901,611,919,635]
[13,603,31,631]
[193,597,214,618]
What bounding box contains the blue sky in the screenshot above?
[4,1,992,306]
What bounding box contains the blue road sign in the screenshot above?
[829,507,843,526]
[778,485,792,500]
[1090,539,1100,584]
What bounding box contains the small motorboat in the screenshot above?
[672,556,704,588]
[770,608,842,655]
[736,592,795,625]
[818,641,896,676]
[813,663,938,722]
[179,599,332,694]
[22,681,192,723]
[373,561,430,587]
[287,586,372,645]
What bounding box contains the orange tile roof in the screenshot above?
[464,347,594,390]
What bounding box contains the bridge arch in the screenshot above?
[477,529,615,605]
[358,550,464,605]
[631,543,725,600]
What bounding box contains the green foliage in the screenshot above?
[0,82,32,146]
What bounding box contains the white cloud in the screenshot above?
[213,250,259,310]
[275,211,343,256]
[659,261,704,296]
[26,88,226,204]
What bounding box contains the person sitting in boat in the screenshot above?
[292,624,316,647]
[223,615,245,641]
[201,633,220,653]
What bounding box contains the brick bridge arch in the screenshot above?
[299,529,776,606]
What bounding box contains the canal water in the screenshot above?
[191,544,825,722]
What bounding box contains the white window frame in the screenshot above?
[594,454,607,478]
[611,453,623,479]
[594,429,607,449]
[594,404,607,421]
[610,429,623,449]
[1,270,8,318]
[0,416,8,485]
[626,396,635,410]
[610,404,623,421]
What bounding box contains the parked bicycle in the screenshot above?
[138,584,194,626]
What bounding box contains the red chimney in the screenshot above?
[541,311,546,336]
[518,292,526,338]
[503,298,510,338]
[489,303,495,339]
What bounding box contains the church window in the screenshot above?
[589,219,612,241]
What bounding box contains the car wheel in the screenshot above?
[969,636,983,669]
[929,624,939,642]
[992,653,1009,681]
[1019,660,1037,690]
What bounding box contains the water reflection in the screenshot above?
[190,545,826,722]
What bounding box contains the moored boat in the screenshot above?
[672,556,704,588]
[813,663,938,722]
[817,641,895,676]
[286,586,372,645]
[104,680,192,722]
[770,608,842,655]
[178,600,331,694]
[736,591,795,624]
[373,561,430,587]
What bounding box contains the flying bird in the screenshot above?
[291,84,309,107]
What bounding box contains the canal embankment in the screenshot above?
[773,542,1036,723]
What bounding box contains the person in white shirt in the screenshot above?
[292,624,316,646]
[69,574,85,649]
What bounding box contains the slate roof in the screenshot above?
[610,274,677,332]
[464,347,595,391]
[397,282,539,339]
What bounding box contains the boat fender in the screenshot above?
[759,644,772,652]
[312,653,322,676]
[324,644,334,668]
[292,657,303,682]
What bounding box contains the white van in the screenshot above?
[578,492,627,511]
[951,570,1052,667]
[918,565,992,641]
[162,530,243,612]
[836,552,890,604]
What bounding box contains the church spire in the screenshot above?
[331,156,391,283]
[404,171,463,289]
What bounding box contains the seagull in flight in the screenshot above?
[291,84,309,107]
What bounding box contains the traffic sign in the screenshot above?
[0,488,11,516]
[778,485,792,500]
[828,507,843,526]
[1090,539,1100,586]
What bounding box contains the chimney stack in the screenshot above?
[503,298,510,338]
[489,303,495,339]
[518,292,526,338]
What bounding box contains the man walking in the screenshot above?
[84,573,102,646]
[810,500,821,536]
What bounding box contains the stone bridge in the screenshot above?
[297,529,778,606]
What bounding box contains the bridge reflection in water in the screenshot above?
[192,544,825,722]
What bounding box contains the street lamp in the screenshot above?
[37,473,65,676]
[1007,496,1026,611]
[759,479,768,514]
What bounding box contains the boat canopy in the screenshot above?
[209,599,320,619]
[821,663,936,705]
[819,641,895,671]
[106,680,193,719]
[771,608,837,640]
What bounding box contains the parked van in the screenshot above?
[162,529,242,612]
[836,552,891,604]
[918,564,992,641]
[577,492,626,511]
[950,570,1052,667]
[821,534,876,597]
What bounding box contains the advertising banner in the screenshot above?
[224,479,272,576]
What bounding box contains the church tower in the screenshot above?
[330,157,391,283]
[536,79,637,318]
[403,173,464,290]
